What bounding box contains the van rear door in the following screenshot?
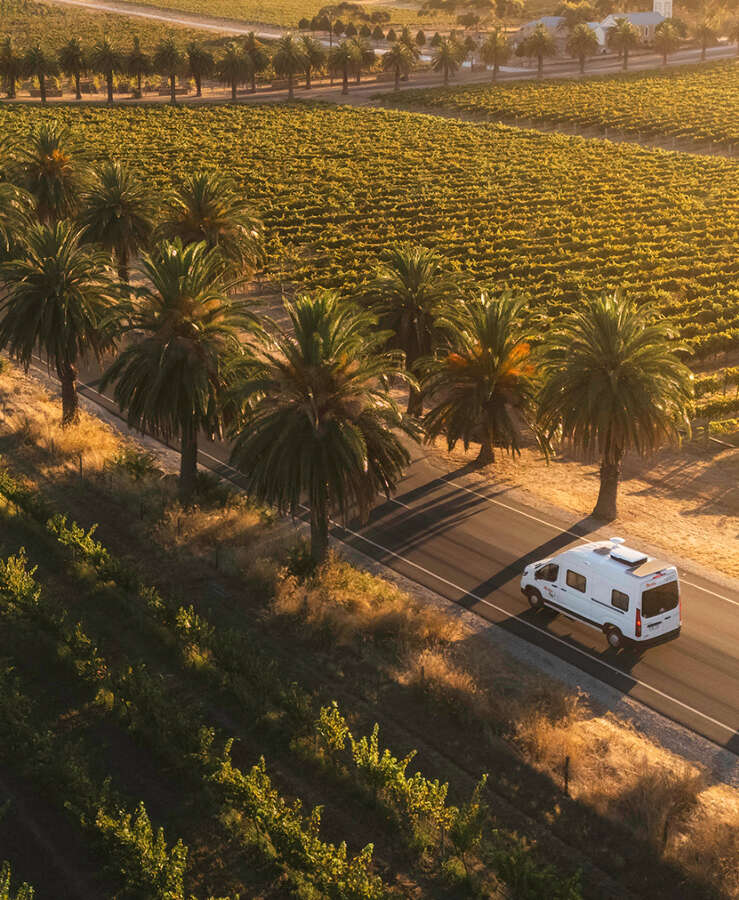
[640,575,680,637]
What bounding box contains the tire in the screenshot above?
[526,588,544,610]
[606,626,624,650]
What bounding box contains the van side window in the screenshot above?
[535,564,559,582]
[611,589,629,612]
[566,570,586,593]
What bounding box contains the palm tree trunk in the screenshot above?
[394,66,400,91]
[355,68,361,85]
[662,51,667,65]
[251,71,257,92]
[39,74,47,105]
[170,73,176,105]
[8,75,16,99]
[593,454,622,520]
[231,78,237,101]
[288,72,294,99]
[74,71,81,100]
[306,67,311,88]
[195,74,202,97]
[701,42,706,61]
[444,63,449,85]
[580,56,585,74]
[406,385,423,417]
[537,54,543,77]
[179,424,198,502]
[310,486,329,566]
[136,71,142,98]
[117,247,129,284]
[623,48,628,71]
[342,67,348,94]
[493,61,499,81]
[106,73,113,105]
[57,362,79,427]
[476,436,495,465]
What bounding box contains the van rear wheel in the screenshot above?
[526,588,544,610]
[606,626,624,650]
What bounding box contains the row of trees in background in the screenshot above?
[0,124,694,560]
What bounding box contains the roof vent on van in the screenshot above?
[610,545,649,566]
[610,537,625,545]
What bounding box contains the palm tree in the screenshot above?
[361,244,461,415]
[229,291,414,565]
[0,37,22,100]
[14,122,83,223]
[126,37,151,98]
[653,21,680,66]
[516,24,556,77]
[481,27,511,81]
[89,38,121,105]
[58,38,87,101]
[382,41,414,91]
[432,37,463,85]
[693,19,717,61]
[23,44,58,105]
[273,34,308,99]
[537,291,693,520]
[0,182,32,263]
[186,41,214,97]
[78,160,154,283]
[300,35,326,88]
[243,32,270,92]
[423,293,536,465]
[153,38,183,105]
[349,36,375,84]
[216,42,252,101]
[156,170,264,277]
[329,40,359,94]
[728,18,739,57]
[101,240,246,500]
[0,221,117,426]
[607,18,639,71]
[566,23,599,74]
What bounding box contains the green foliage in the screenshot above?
[449,774,488,873]
[389,60,739,145]
[95,802,188,899]
[488,832,582,899]
[0,861,34,900]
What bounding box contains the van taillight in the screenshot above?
[635,609,642,638]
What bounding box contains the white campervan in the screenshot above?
[520,537,681,650]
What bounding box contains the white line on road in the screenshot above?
[330,517,737,737]
[434,473,739,607]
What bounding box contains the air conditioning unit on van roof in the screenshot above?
[610,545,649,566]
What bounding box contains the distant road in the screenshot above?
[42,0,739,87]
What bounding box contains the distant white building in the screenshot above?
[600,11,666,44]
[515,0,669,52]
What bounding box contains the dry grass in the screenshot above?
[0,363,119,472]
[272,556,463,652]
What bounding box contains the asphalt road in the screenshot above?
[62,364,739,752]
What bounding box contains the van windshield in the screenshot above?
[641,580,679,618]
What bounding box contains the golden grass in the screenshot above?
[272,556,464,651]
[0,364,119,472]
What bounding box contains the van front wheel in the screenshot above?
[526,588,544,610]
[605,626,624,650]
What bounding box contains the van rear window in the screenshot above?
[641,581,679,618]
